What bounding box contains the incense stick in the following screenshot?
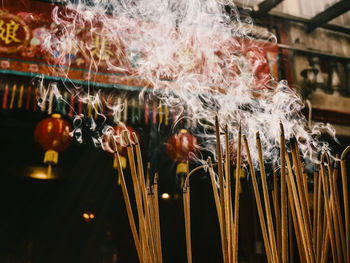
[326,158,342,263]
[320,156,337,263]
[124,131,153,262]
[333,157,346,260]
[182,163,209,263]
[341,146,350,263]
[112,139,143,263]
[153,173,162,263]
[273,163,281,263]
[316,167,323,262]
[285,151,311,263]
[290,140,315,263]
[215,116,229,263]
[232,126,241,263]
[243,135,272,263]
[280,123,287,263]
[224,126,233,263]
[133,133,156,261]
[256,132,279,263]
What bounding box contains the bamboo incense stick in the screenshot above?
[208,157,223,228]
[124,131,153,263]
[232,126,241,263]
[243,135,272,263]
[182,164,209,263]
[301,165,311,225]
[153,173,162,263]
[280,123,288,263]
[312,170,318,253]
[288,205,294,263]
[215,116,229,263]
[320,158,337,263]
[290,140,315,263]
[333,157,346,260]
[273,163,281,263]
[224,125,233,263]
[256,132,279,263]
[316,168,323,262]
[321,222,330,263]
[147,175,158,263]
[285,166,307,263]
[285,152,311,263]
[112,139,144,263]
[326,159,342,263]
[183,185,192,263]
[341,146,350,263]
[133,133,156,261]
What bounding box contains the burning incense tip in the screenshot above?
[132,132,139,145]
[341,145,350,160]
[122,130,132,146]
[256,132,260,140]
[280,122,285,136]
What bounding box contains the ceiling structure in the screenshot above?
[235,0,350,34]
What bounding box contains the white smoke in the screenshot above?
[40,0,335,165]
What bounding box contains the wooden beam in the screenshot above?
[307,0,350,33]
[257,0,284,16]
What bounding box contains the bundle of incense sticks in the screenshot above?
[111,118,350,263]
[112,131,162,263]
[182,119,350,263]
[182,117,242,263]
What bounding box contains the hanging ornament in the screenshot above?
[17,84,24,109]
[34,113,73,177]
[9,83,16,109]
[166,129,199,188]
[164,104,169,126]
[103,123,138,171]
[2,83,8,109]
[25,85,31,110]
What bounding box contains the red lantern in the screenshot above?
[166,129,199,185]
[34,113,73,176]
[102,123,137,170]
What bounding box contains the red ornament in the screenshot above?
[34,113,73,152]
[102,123,138,171]
[103,124,137,156]
[166,129,199,188]
[34,113,73,177]
[166,129,199,164]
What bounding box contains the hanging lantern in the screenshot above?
[34,113,73,177]
[103,123,137,170]
[166,129,199,188]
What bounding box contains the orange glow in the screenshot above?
[161,193,170,200]
[82,212,96,222]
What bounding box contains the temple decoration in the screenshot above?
[103,123,137,170]
[166,129,199,187]
[34,113,73,177]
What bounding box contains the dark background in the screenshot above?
[0,76,350,263]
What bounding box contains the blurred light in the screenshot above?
[161,193,170,200]
[28,169,58,180]
[29,172,49,180]
[82,212,90,220]
[82,212,96,222]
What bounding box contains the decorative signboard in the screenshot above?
[0,0,279,88]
